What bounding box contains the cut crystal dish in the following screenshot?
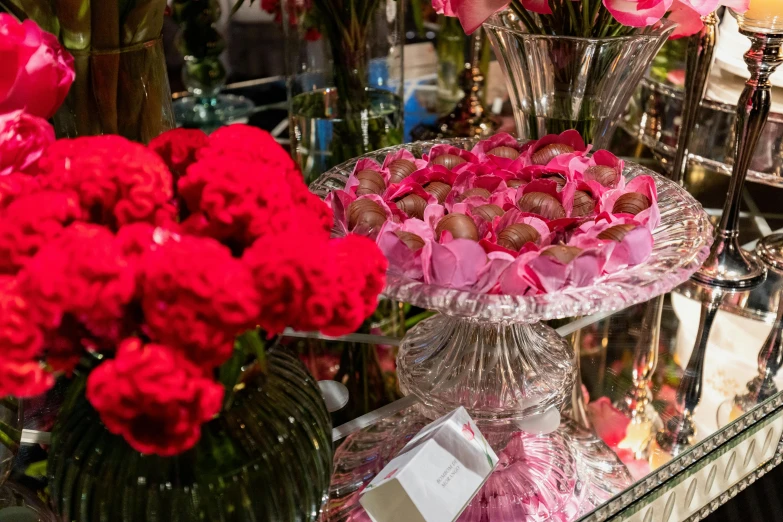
[311,139,712,423]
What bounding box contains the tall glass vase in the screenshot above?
[53,39,176,144]
[284,0,405,184]
[484,12,675,148]
[48,348,333,522]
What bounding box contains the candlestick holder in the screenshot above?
[651,284,724,466]
[717,243,783,425]
[615,295,665,460]
[673,12,720,186]
[692,28,783,288]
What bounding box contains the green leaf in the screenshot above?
[24,460,48,480]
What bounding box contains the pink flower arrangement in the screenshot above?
[0,15,73,176]
[433,0,749,38]
[327,131,659,296]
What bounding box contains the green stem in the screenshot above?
[0,421,20,456]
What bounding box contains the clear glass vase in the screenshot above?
[53,38,176,144]
[284,0,405,184]
[47,348,333,522]
[484,13,675,148]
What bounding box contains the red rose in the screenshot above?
[0,15,75,119]
[0,110,55,176]
[140,234,261,368]
[37,136,175,229]
[0,190,81,275]
[86,338,224,456]
[148,128,209,182]
[19,223,136,334]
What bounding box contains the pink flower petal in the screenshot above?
[520,0,552,14]
[603,0,673,27]
[587,397,630,447]
[451,0,512,34]
[669,0,706,38]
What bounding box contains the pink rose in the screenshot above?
[433,0,511,34]
[0,15,75,119]
[678,0,748,16]
[433,0,457,15]
[0,110,55,176]
[668,0,707,38]
[603,0,673,27]
[520,0,552,14]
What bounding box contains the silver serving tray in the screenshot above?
[621,77,783,188]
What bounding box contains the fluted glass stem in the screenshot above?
[693,30,783,288]
[673,13,719,186]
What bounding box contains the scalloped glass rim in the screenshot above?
[310,139,714,323]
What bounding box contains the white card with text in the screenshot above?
[359,407,498,522]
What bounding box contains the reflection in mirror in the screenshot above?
[719,264,783,427]
[650,284,726,467]
[615,295,665,461]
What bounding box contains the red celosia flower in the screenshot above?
[0,276,43,362]
[86,338,224,456]
[18,223,136,334]
[179,155,331,250]
[0,190,81,275]
[148,128,209,182]
[196,124,301,184]
[139,234,261,368]
[330,234,387,318]
[243,232,385,336]
[0,277,52,397]
[243,232,334,335]
[36,135,175,229]
[0,360,54,398]
[0,172,41,209]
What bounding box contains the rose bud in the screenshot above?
[531,144,574,165]
[348,199,387,230]
[395,193,428,219]
[435,213,479,241]
[388,159,417,184]
[612,193,651,216]
[517,192,566,220]
[497,223,541,251]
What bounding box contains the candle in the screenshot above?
[736,0,783,32]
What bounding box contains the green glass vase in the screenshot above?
[48,348,333,522]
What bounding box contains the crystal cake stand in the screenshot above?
[311,139,713,521]
[312,139,713,424]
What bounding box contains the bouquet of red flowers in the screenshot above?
[0,123,386,456]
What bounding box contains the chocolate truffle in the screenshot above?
[612,193,651,216]
[432,154,467,170]
[347,199,387,231]
[487,146,519,159]
[497,223,541,251]
[541,173,567,191]
[460,188,492,200]
[395,230,425,251]
[435,213,479,241]
[541,245,582,264]
[517,192,567,220]
[571,190,596,218]
[473,204,505,222]
[388,159,417,184]
[531,144,575,165]
[507,179,526,188]
[597,224,636,242]
[395,193,428,219]
[584,165,620,188]
[423,181,452,204]
[355,169,386,196]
